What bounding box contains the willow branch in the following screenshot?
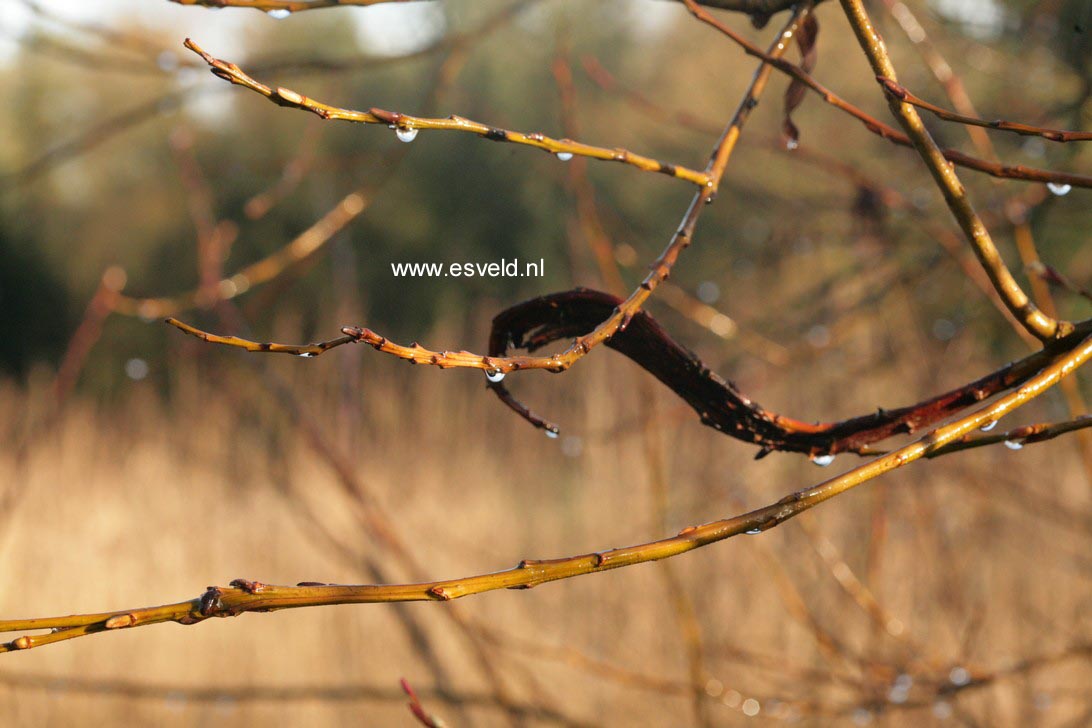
[877,78,1092,143]
[922,415,1092,458]
[679,0,1092,190]
[4,330,1090,654]
[184,39,712,187]
[836,0,1069,342]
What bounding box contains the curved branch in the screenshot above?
[835,0,1068,342]
[486,289,1092,455]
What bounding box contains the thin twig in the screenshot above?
[184,39,713,187]
[877,78,1092,143]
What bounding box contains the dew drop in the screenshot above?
[156,51,179,72]
[979,420,997,432]
[1047,182,1071,196]
[545,428,560,439]
[555,151,573,161]
[811,453,836,467]
[124,358,149,381]
[851,708,873,726]
[1004,440,1024,450]
[745,528,763,535]
[267,8,291,19]
[785,138,800,151]
[949,666,971,686]
[296,352,317,358]
[395,127,419,143]
[485,368,505,383]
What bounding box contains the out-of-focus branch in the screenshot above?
[401,679,449,728]
[184,39,713,187]
[4,329,1091,654]
[118,182,380,320]
[836,0,1069,342]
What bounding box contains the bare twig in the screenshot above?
[877,78,1092,143]
[184,39,713,187]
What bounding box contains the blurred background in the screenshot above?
[0,0,1090,724]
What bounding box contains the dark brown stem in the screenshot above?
[487,288,1092,457]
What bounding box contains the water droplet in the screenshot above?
[124,358,149,381]
[696,280,720,304]
[296,352,317,358]
[395,127,419,143]
[156,51,179,72]
[555,151,573,161]
[267,8,291,19]
[811,453,836,467]
[1004,440,1024,450]
[745,528,763,535]
[932,318,957,341]
[561,436,583,458]
[485,368,505,383]
[979,420,997,432]
[887,684,909,704]
[851,708,873,726]
[948,666,971,686]
[785,138,799,151]
[545,428,559,439]
[1047,182,1071,196]
[805,324,830,348]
